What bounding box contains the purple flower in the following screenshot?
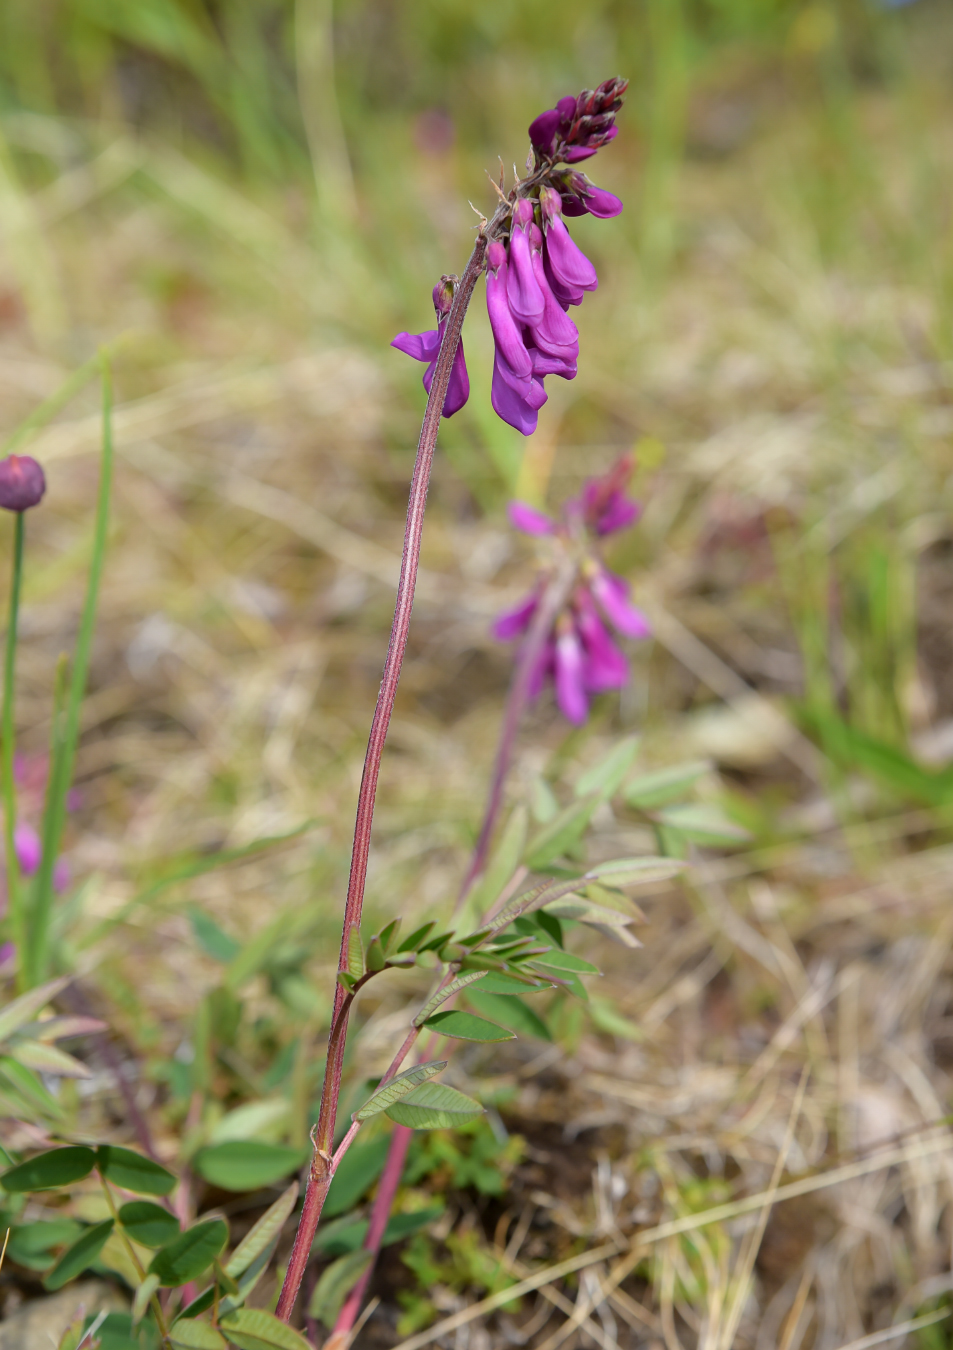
[528,81,626,166]
[494,455,649,723]
[391,279,469,417]
[486,242,533,379]
[0,455,46,512]
[540,190,598,295]
[15,822,41,875]
[561,173,624,219]
[554,620,587,725]
[491,355,546,436]
[506,200,545,326]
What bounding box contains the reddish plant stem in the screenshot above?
[457,556,578,905]
[330,559,579,1344]
[274,238,486,1323]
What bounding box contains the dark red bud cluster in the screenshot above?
[0,454,46,512]
[528,77,628,167]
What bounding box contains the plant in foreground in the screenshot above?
[0,82,699,1350]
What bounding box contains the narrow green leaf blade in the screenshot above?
[149,1219,229,1286]
[44,1219,114,1290]
[224,1180,298,1277]
[384,1082,483,1130]
[654,803,751,846]
[169,1319,227,1348]
[1,1145,96,1192]
[132,1271,161,1326]
[307,1249,374,1327]
[413,971,487,1026]
[346,923,364,980]
[220,1307,313,1349]
[423,1011,515,1042]
[583,857,687,888]
[624,760,711,808]
[0,976,70,1042]
[352,1060,447,1121]
[118,1201,180,1249]
[97,1145,176,1196]
[396,921,436,953]
[574,736,640,798]
[7,1039,90,1078]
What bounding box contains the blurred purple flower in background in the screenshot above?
[494,453,650,724]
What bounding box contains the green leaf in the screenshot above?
[462,804,528,920]
[531,777,559,823]
[118,1200,180,1249]
[224,1180,298,1277]
[0,1057,64,1118]
[2,1145,96,1192]
[624,760,711,808]
[0,976,70,1042]
[384,1082,483,1130]
[412,971,487,1026]
[44,1219,114,1290]
[654,803,751,846]
[542,896,633,926]
[169,1320,227,1349]
[346,924,364,981]
[533,950,600,974]
[218,1240,278,1317]
[352,1061,447,1121]
[132,1272,161,1326]
[583,857,687,888]
[175,1288,217,1322]
[97,1145,176,1196]
[6,1039,90,1078]
[471,972,551,995]
[423,1011,515,1042]
[487,878,582,933]
[191,1142,306,1192]
[378,918,402,953]
[323,1135,389,1218]
[189,908,241,963]
[220,1307,312,1350]
[365,936,386,972]
[308,1249,373,1326]
[574,736,640,798]
[416,929,456,954]
[467,991,552,1041]
[396,921,436,953]
[524,798,599,870]
[7,1219,83,1268]
[149,1219,229,1286]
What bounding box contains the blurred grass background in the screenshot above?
[7,0,953,1344]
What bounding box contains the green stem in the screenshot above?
[3,512,24,989]
[26,358,114,987]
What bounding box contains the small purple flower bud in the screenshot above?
[432,277,454,317]
[508,501,556,536]
[543,217,598,294]
[528,107,562,156]
[14,822,41,875]
[554,619,587,724]
[556,95,577,127]
[539,186,563,229]
[567,174,624,219]
[493,591,539,640]
[506,199,546,325]
[0,455,46,512]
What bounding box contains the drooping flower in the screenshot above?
[391,278,469,417]
[494,454,650,724]
[0,455,46,512]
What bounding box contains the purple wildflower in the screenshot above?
[494,455,650,724]
[392,278,469,417]
[0,455,45,512]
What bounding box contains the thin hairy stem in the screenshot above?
[274,235,487,1317]
[3,512,23,987]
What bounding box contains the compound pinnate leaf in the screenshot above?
[43,1220,114,1291]
[352,1060,447,1121]
[413,971,487,1026]
[220,1307,312,1349]
[169,1320,227,1349]
[384,1081,483,1129]
[97,1144,176,1196]
[118,1200,180,1249]
[149,1219,229,1287]
[191,1142,306,1192]
[423,1011,515,1042]
[1,1146,96,1192]
[224,1181,298,1278]
[308,1249,373,1327]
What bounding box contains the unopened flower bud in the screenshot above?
[512,197,535,230]
[432,276,455,318]
[539,186,563,228]
[486,240,507,274]
[0,455,46,512]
